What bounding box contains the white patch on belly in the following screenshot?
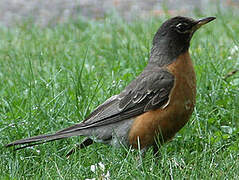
[184,100,192,110]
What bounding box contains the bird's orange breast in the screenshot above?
[128,52,196,149]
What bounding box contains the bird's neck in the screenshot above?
[149,37,190,67]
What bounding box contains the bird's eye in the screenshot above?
[176,23,189,33]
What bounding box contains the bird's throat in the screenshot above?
[149,36,190,67]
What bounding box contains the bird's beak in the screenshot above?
[194,17,216,30]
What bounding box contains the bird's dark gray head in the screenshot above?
[150,16,216,66]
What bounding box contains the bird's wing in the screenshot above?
[57,67,174,133]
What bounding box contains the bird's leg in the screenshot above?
[153,143,159,156]
[66,144,79,158]
[66,138,94,158]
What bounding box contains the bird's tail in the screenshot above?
[5,128,85,150]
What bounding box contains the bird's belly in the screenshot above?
[127,87,196,149]
[128,52,196,149]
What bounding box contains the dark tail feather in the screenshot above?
[5,130,85,149]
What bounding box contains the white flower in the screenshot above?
[230,45,239,55]
[88,162,110,180]
[90,164,96,173]
[104,171,110,179]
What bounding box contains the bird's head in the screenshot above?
[150,16,216,65]
[153,16,216,46]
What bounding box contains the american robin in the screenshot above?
[5,16,216,156]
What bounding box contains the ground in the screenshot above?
[0,0,237,26]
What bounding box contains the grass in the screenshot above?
[0,10,239,179]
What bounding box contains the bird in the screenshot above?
[5,16,216,156]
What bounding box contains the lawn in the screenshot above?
[0,9,239,179]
